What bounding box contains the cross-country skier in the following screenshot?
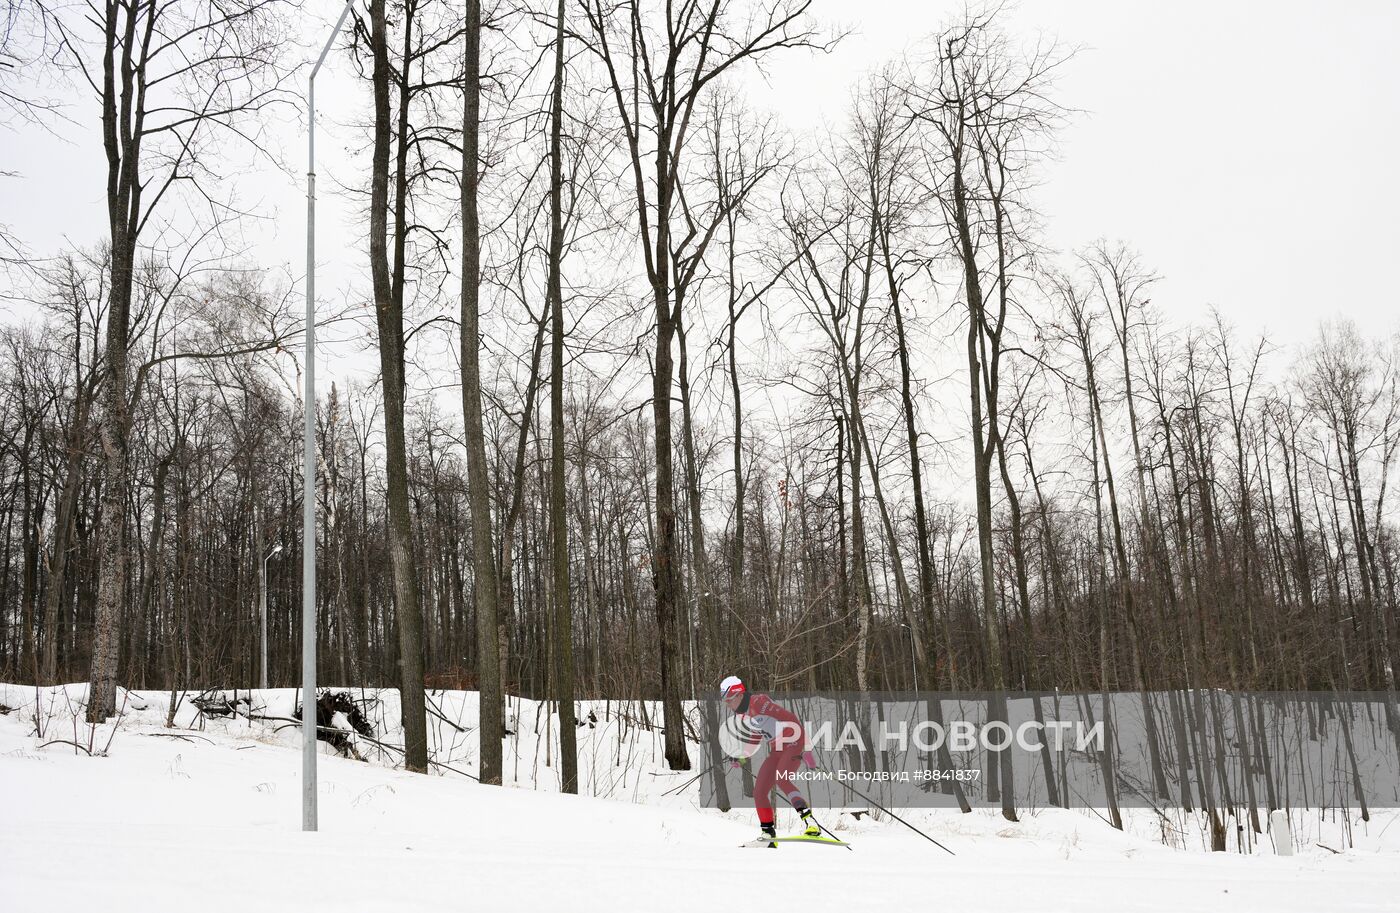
[720,675,822,846]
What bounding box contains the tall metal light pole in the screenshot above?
[260,543,283,691]
[304,0,354,833]
[899,623,919,693]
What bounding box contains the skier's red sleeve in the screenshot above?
[748,693,805,751]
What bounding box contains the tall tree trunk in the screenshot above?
[547,0,577,793]
[19,452,39,685]
[370,0,427,773]
[677,319,708,698]
[651,139,689,771]
[88,0,144,722]
[950,149,1015,820]
[883,239,937,679]
[461,0,503,785]
[843,394,872,693]
[726,224,745,629]
[44,382,91,683]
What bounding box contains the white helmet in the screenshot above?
[720,675,745,697]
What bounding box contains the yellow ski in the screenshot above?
[740,834,850,848]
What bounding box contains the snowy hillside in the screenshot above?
[3,683,1398,912]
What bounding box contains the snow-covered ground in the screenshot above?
[2,683,1397,912]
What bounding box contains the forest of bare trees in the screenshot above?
[2,0,1398,813]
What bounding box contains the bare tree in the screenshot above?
[459,0,504,785]
[47,0,292,722]
[577,0,822,769]
[362,0,468,773]
[903,7,1068,820]
[546,0,577,793]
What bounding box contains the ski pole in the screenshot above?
[815,764,956,856]
[669,754,748,799]
[663,757,722,796]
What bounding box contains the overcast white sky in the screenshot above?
[5,0,1398,367]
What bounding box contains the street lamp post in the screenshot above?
[303,0,354,834]
[260,544,283,691]
[899,623,919,693]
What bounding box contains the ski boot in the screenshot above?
[759,822,778,848]
[799,809,821,838]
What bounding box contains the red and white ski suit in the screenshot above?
[741,693,809,824]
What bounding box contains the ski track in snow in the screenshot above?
[2,684,1397,912]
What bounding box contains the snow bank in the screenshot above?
[2,683,1397,912]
